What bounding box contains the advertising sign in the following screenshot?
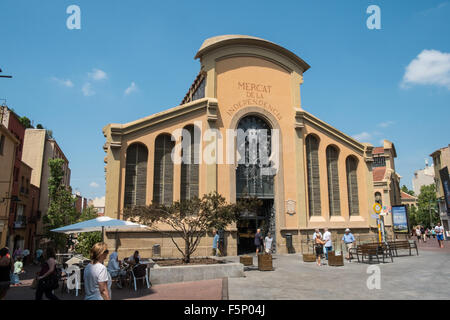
[392,205,409,234]
[439,167,450,216]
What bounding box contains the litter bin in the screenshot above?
[286,233,294,254]
[152,244,161,257]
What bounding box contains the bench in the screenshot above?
[350,243,393,264]
[387,240,418,257]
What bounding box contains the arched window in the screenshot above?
[326,146,341,216]
[306,135,321,216]
[181,125,200,200]
[153,134,175,205]
[346,156,360,216]
[124,143,148,207]
[375,192,382,206]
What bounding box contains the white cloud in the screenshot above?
[82,83,95,96]
[88,68,108,81]
[352,132,372,142]
[401,49,450,89]
[419,2,449,15]
[124,82,138,95]
[378,121,395,128]
[51,77,74,88]
[89,181,100,188]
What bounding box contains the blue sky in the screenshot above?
[1,0,449,199]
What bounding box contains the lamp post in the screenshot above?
[0,68,12,78]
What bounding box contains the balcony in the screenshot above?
[13,215,27,229]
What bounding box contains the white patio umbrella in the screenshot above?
[51,216,148,240]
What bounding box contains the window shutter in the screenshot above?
[306,135,321,216]
[124,144,148,207]
[346,157,359,216]
[153,134,174,205]
[326,146,341,216]
[181,125,199,201]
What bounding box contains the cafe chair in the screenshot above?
[130,264,151,291]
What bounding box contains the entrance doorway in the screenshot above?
[237,199,274,255]
[235,115,276,255]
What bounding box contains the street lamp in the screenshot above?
[0,68,12,78]
[0,195,20,203]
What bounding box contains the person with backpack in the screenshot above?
[0,248,14,300]
[35,247,59,300]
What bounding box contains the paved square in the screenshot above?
[225,246,450,300]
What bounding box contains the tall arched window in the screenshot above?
[153,134,175,205]
[124,143,148,207]
[180,125,199,200]
[306,135,321,216]
[346,156,359,216]
[326,145,341,216]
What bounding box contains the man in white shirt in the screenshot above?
[323,228,333,260]
[435,223,445,248]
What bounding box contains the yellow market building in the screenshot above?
[103,35,382,258]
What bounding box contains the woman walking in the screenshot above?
[315,234,326,266]
[84,242,111,300]
[35,247,59,300]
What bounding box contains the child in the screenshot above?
[11,257,24,286]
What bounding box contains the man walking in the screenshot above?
[342,228,355,260]
[212,230,220,256]
[435,223,445,249]
[323,228,333,260]
[255,228,263,254]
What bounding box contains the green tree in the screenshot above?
[408,205,418,227]
[75,207,102,257]
[19,116,33,128]
[36,124,44,129]
[44,158,79,252]
[124,192,261,263]
[401,185,415,196]
[415,184,439,228]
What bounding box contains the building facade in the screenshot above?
[371,140,402,233]
[430,145,450,234]
[0,124,19,248]
[412,162,435,196]
[400,191,418,210]
[22,129,71,242]
[7,161,33,252]
[103,35,379,258]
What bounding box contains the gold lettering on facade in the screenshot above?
[228,82,282,120]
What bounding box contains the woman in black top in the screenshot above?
[315,234,326,266]
[35,247,59,300]
[0,247,14,300]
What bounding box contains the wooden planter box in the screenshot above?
[302,253,316,262]
[240,255,253,266]
[257,254,273,271]
[328,252,344,266]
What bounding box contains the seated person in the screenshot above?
[107,251,126,288]
[127,251,140,265]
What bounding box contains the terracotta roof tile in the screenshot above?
[373,167,386,182]
[373,147,384,154]
[401,191,417,200]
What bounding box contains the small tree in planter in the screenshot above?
[123,192,260,263]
